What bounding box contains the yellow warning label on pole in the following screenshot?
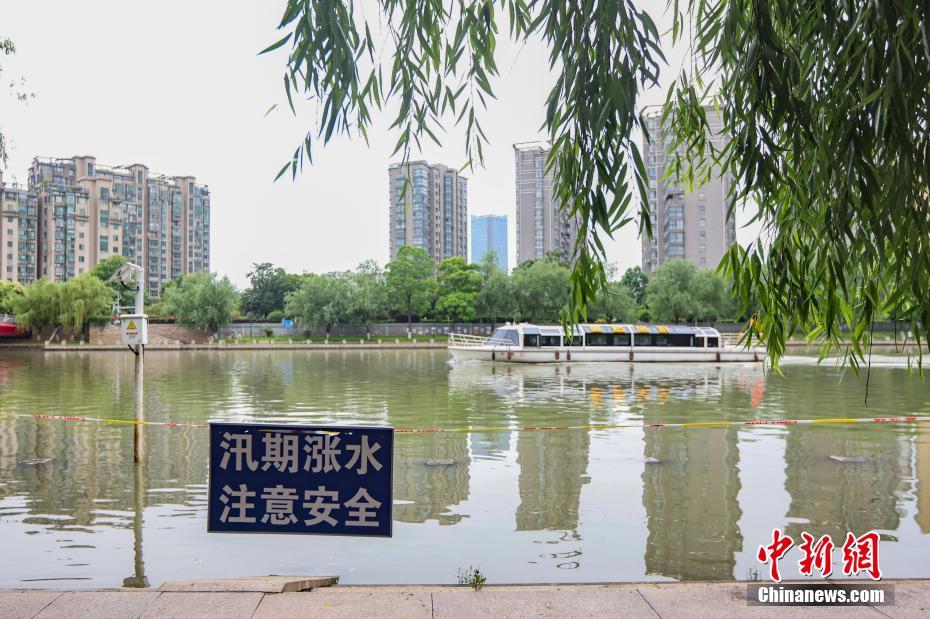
[120,314,148,346]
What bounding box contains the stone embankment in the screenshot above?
[0,578,924,618]
[42,340,447,351]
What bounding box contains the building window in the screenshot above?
[698,218,706,227]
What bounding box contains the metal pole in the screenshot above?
[133,270,144,464]
[133,345,144,463]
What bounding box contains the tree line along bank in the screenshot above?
[0,249,744,337]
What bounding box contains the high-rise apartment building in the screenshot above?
[28,156,210,296]
[514,142,580,265]
[471,214,508,272]
[640,106,736,273]
[388,161,467,262]
[0,171,39,284]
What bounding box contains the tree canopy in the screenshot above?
[241,262,301,319]
[9,279,60,333]
[8,275,110,334]
[160,272,239,332]
[265,0,930,366]
[645,259,733,323]
[0,281,22,315]
[59,273,112,330]
[285,273,351,333]
[510,257,572,323]
[385,246,434,325]
[90,255,136,311]
[620,267,648,306]
[476,255,513,326]
[435,257,483,322]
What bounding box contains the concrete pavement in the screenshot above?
[0,580,926,618]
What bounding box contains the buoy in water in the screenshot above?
[17,458,53,466]
[425,459,455,466]
[829,455,871,463]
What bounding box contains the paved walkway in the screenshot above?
[0,581,926,618]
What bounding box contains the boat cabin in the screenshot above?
[488,324,722,349]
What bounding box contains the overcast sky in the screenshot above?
[1,1,758,288]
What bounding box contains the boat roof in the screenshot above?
[505,323,721,336]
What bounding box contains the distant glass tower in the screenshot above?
[471,214,508,272]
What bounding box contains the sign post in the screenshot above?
[111,263,146,463]
[208,422,394,537]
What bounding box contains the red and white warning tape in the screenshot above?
[1,411,929,434]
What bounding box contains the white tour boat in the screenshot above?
[448,323,764,363]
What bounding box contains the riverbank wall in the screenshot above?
[41,340,449,351]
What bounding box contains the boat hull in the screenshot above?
[448,345,763,363]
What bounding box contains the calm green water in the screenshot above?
[0,349,929,587]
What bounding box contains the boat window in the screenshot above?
[668,334,693,347]
[614,333,631,346]
[707,337,719,347]
[655,335,669,346]
[565,335,584,346]
[634,333,652,346]
[523,334,540,347]
[587,333,610,346]
[489,328,519,346]
[539,335,561,346]
[695,337,705,348]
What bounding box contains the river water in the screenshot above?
[0,349,928,587]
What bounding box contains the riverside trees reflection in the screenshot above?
[0,351,928,585]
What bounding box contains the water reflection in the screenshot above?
[642,426,742,580]
[394,434,471,525]
[0,351,929,586]
[918,438,930,534]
